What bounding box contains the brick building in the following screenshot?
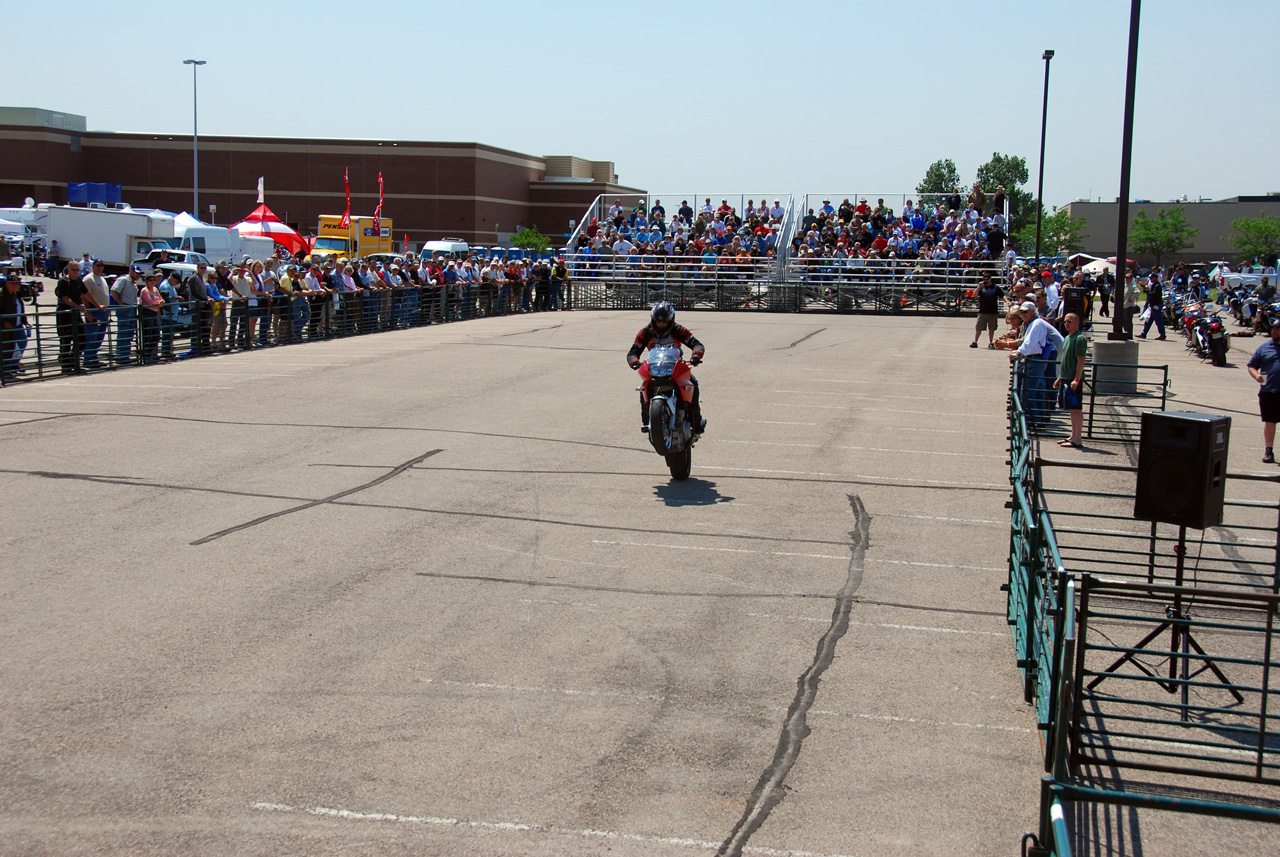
[0,106,644,248]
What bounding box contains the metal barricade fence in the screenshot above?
[1012,357,1169,443]
[565,253,1009,314]
[0,279,562,385]
[780,256,1006,314]
[1008,371,1280,856]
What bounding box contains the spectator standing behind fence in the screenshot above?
[110,266,141,364]
[81,259,111,369]
[971,273,1004,349]
[1055,312,1088,448]
[1247,317,1280,464]
[138,272,163,364]
[1011,300,1058,428]
[55,260,88,374]
[185,263,212,356]
[1,272,25,380]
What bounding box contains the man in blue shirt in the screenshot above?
[1247,317,1280,463]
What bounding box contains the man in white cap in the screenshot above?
[1010,300,1062,428]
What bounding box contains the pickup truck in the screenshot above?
[134,248,213,278]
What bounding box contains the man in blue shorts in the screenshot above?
[1247,317,1280,463]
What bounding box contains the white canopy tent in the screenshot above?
[0,218,25,236]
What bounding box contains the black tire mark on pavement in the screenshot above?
[0,411,639,453]
[717,494,870,857]
[0,413,77,428]
[2,466,853,549]
[190,449,443,545]
[775,328,826,350]
[498,323,563,337]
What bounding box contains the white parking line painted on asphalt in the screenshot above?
[44,382,233,390]
[251,801,861,857]
[806,709,1034,734]
[711,438,1005,459]
[206,361,348,367]
[592,539,1002,572]
[420,677,661,702]
[697,464,1004,489]
[772,389,936,400]
[878,513,1004,526]
[745,612,1006,637]
[129,371,297,377]
[0,398,164,405]
[593,538,847,560]
[736,419,820,426]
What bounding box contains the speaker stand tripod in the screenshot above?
[1086,525,1244,721]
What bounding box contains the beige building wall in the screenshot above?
[1065,195,1280,264]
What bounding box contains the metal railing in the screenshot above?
[0,279,570,383]
[1007,371,1280,856]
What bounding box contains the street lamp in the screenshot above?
[183,59,206,216]
[1033,50,1054,267]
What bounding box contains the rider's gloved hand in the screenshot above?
[689,352,703,366]
[628,355,641,370]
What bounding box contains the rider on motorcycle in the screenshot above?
[627,301,706,434]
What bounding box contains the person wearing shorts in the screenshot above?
[971,273,1004,348]
[1247,317,1280,463]
[1054,312,1087,448]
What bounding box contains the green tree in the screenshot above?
[1129,206,1198,267]
[1226,211,1280,266]
[916,158,960,198]
[511,225,551,256]
[1012,205,1089,258]
[975,152,1033,237]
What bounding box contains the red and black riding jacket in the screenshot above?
[627,323,705,368]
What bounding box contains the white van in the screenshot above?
[179,225,275,263]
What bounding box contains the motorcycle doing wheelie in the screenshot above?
[637,344,700,480]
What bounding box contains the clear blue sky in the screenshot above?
[12,0,1279,212]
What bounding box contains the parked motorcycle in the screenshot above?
[637,344,699,480]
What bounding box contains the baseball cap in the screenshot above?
[1020,301,1038,312]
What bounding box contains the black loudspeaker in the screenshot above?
[1062,286,1087,320]
[1134,411,1231,529]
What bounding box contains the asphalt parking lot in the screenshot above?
[1,310,1275,856]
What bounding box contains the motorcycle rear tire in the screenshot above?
[666,446,692,481]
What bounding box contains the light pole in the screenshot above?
[1111,0,1142,339]
[183,59,206,216]
[1033,50,1054,267]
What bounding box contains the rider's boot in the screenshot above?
[639,394,649,434]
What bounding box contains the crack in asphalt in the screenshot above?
[717,494,870,857]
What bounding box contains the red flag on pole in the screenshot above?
[338,168,351,229]
[373,172,384,233]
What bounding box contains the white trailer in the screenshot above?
[177,225,275,264]
[40,205,176,272]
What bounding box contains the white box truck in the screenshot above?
[41,205,176,273]
[177,225,275,263]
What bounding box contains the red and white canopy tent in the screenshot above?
[231,204,308,256]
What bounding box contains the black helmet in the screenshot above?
[651,301,675,329]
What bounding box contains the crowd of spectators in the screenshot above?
[568,196,785,282]
[1,250,572,380]
[790,185,1010,269]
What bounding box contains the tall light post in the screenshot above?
[1033,50,1054,267]
[1110,0,1142,339]
[183,59,206,216]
